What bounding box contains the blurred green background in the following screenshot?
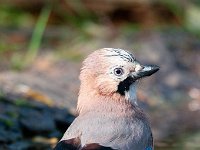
[0,0,200,149]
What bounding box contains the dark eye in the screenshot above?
[114,68,124,76]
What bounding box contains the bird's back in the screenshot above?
[61,102,153,150]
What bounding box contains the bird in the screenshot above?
[54,48,159,150]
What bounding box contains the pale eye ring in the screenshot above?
[114,68,124,76]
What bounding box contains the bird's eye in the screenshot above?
[114,68,124,76]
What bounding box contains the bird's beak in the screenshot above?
[131,61,160,80]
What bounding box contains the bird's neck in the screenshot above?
[77,83,138,114]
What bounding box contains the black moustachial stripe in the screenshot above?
[117,76,135,95]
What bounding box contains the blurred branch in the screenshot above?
[11,2,53,70]
[25,2,52,66]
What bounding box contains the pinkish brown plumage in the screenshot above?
[54,48,159,150]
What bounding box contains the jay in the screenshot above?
[54,48,159,150]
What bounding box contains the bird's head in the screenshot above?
[78,48,159,111]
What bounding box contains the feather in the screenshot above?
[53,138,114,150]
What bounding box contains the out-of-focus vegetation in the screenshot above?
[0,0,200,69]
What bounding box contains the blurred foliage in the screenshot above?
[0,0,200,70]
[158,0,185,18]
[185,4,200,34]
[25,2,52,67]
[14,98,30,107]
[0,116,14,127]
[0,4,34,28]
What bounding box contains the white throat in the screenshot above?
[125,83,138,105]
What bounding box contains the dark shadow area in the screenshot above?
[0,93,75,149]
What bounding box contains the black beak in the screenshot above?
[137,65,159,78]
[131,63,159,80]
